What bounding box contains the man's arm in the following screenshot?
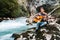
[43,12,48,16]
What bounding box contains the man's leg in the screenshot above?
[36,22,47,32]
[40,22,47,26]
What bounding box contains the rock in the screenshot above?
[46,25,59,31]
[13,24,60,40]
[12,33,20,40]
[56,19,60,24]
[0,20,3,22]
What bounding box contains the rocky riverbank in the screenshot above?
[12,25,60,40]
[0,17,15,22]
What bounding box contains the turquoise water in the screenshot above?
[0,17,36,40]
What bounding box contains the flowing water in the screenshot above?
[0,17,36,40]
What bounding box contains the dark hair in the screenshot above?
[39,6,45,12]
[36,4,51,13]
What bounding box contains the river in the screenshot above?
[0,17,36,40]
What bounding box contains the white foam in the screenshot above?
[0,17,27,32]
[0,34,14,40]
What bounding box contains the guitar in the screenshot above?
[33,15,44,23]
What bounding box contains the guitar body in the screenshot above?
[33,16,43,23]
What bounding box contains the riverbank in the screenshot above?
[12,24,60,40]
[0,17,15,22]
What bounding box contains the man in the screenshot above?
[35,6,48,32]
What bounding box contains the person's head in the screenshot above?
[40,7,45,13]
[36,4,51,13]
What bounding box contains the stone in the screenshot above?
[12,33,20,38]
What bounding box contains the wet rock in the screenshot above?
[0,17,15,22]
[13,24,60,40]
[56,19,60,24]
[46,25,59,31]
[21,32,28,38]
[12,33,20,38]
[12,33,20,40]
[0,20,3,22]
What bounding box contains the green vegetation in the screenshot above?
[0,0,29,18]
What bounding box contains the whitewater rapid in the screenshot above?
[0,17,36,40]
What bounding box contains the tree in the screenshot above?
[0,0,29,18]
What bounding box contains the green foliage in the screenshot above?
[12,5,29,17]
[0,0,29,18]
